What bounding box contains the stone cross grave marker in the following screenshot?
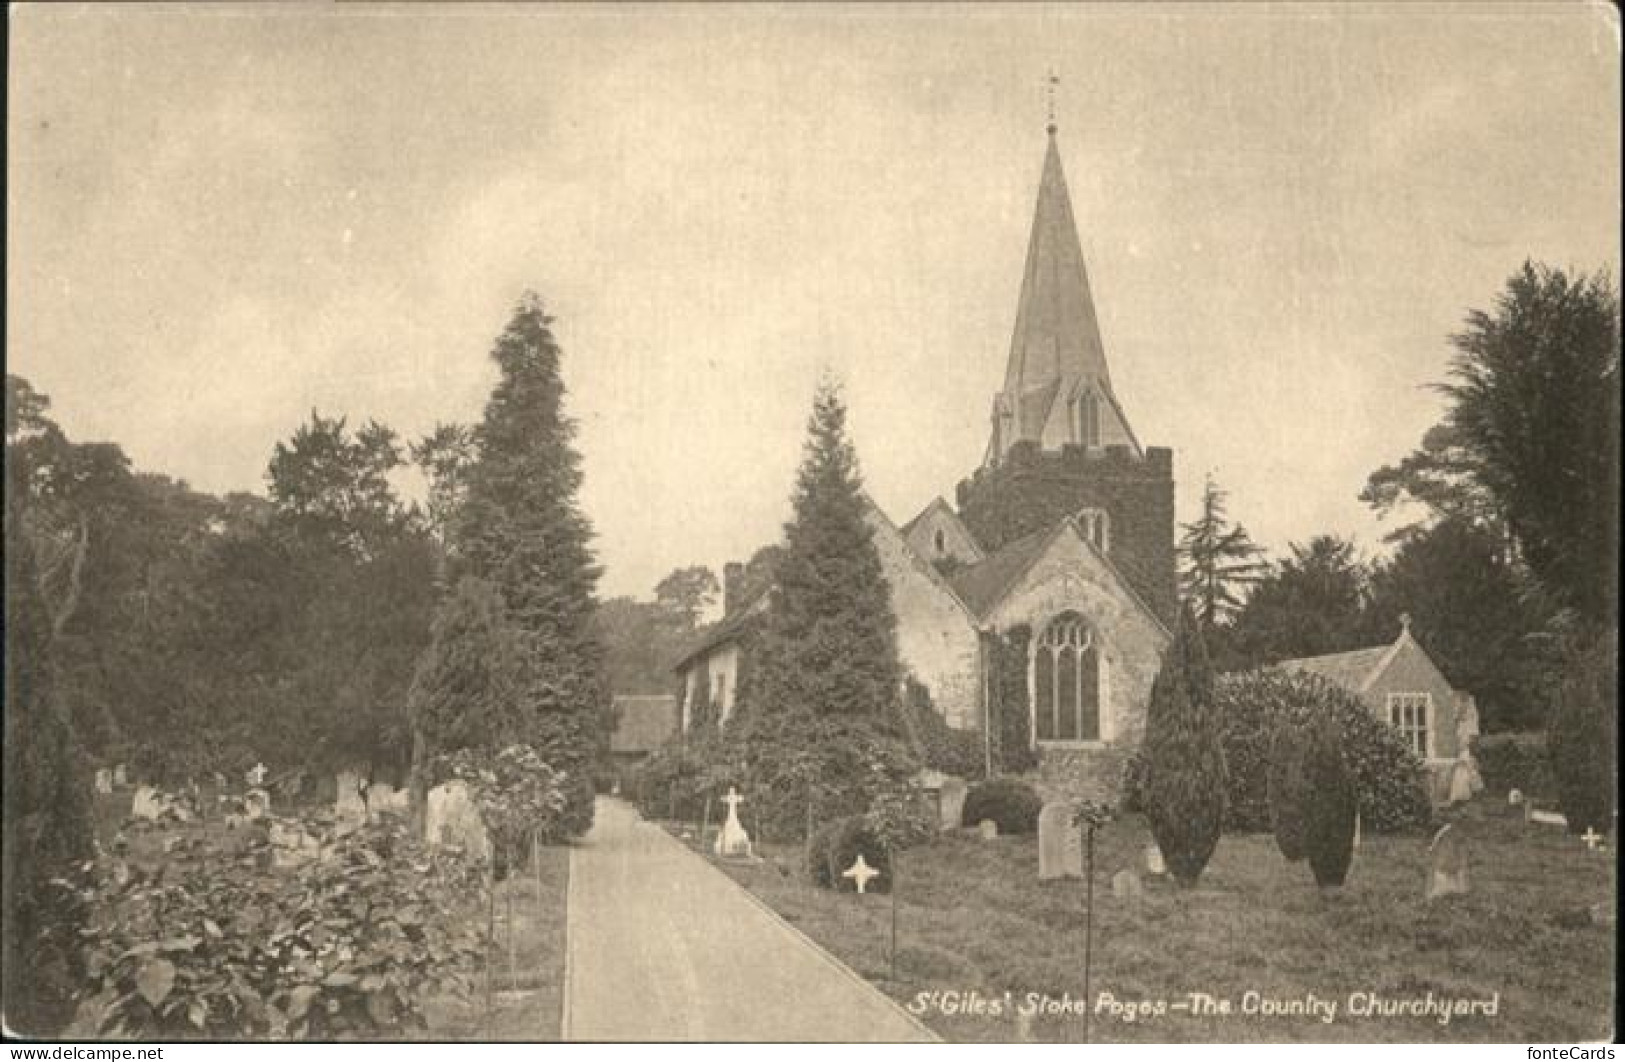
[715,786,753,859]
[938,777,968,832]
[1038,801,1084,880]
[246,762,268,788]
[1582,827,1606,852]
[1426,823,1469,901]
[842,853,881,895]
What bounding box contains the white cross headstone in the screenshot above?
[246,762,268,788]
[842,853,881,895]
[714,786,753,859]
[1582,827,1606,852]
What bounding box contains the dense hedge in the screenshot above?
[961,777,1043,835]
[1472,732,1550,797]
[806,815,893,894]
[1140,670,1432,834]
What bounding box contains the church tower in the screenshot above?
[956,124,1178,626]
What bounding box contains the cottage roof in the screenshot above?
[670,591,767,670]
[609,695,679,754]
[1274,646,1394,691]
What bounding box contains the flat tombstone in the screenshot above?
[1426,823,1469,901]
[938,777,968,832]
[978,818,998,841]
[95,769,113,795]
[1111,868,1144,900]
[1144,842,1167,877]
[1038,801,1083,880]
[426,780,490,862]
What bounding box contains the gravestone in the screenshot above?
[714,787,753,859]
[978,819,998,841]
[1144,842,1167,877]
[95,769,114,795]
[269,820,323,869]
[1507,788,1524,806]
[1426,823,1469,901]
[1527,804,1567,828]
[112,764,127,788]
[1353,809,1362,850]
[939,777,969,832]
[246,762,268,788]
[1447,759,1477,805]
[426,780,491,862]
[367,781,405,819]
[1037,801,1084,880]
[335,769,366,823]
[841,854,881,895]
[131,785,168,820]
[243,788,271,821]
[1111,868,1144,900]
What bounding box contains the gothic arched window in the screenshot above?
[1033,612,1100,743]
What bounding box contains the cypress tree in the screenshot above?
[1267,722,1310,862]
[1141,606,1227,887]
[1302,713,1358,888]
[449,292,606,835]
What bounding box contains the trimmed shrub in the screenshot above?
[1216,669,1431,834]
[1472,732,1550,797]
[1267,723,1310,862]
[806,815,893,894]
[1141,609,1227,887]
[961,777,1043,835]
[1548,629,1617,834]
[1302,715,1358,887]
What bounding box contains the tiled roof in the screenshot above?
[670,589,767,670]
[609,695,679,754]
[1275,646,1391,691]
[946,527,1052,619]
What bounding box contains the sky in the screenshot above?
[10,3,1621,602]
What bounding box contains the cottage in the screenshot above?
[1276,616,1481,803]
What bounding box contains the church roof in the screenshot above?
[1274,646,1393,691]
[1000,130,1114,428]
[946,527,1053,618]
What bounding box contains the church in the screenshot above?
[673,122,1176,802]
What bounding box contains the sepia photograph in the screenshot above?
[5,1,1619,1045]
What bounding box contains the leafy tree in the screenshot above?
[744,379,899,720]
[1365,517,1551,732]
[1140,608,1227,887]
[1227,535,1370,666]
[268,411,410,561]
[655,565,720,627]
[443,292,606,835]
[1360,422,1508,548]
[1178,474,1266,632]
[1438,263,1619,625]
[3,445,95,1034]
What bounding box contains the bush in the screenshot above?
[737,711,920,843]
[806,815,893,894]
[1548,629,1617,834]
[1141,610,1226,887]
[961,777,1042,835]
[440,745,569,874]
[864,783,938,853]
[1302,716,1358,887]
[1472,732,1550,797]
[1217,669,1431,834]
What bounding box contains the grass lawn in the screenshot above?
[674,798,1614,1043]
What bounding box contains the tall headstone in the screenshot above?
[1038,801,1084,880]
[714,787,753,859]
[1426,823,1469,901]
[938,777,969,832]
[426,780,491,862]
[1144,842,1167,877]
[335,769,367,824]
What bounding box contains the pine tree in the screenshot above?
[1141,606,1227,887]
[442,292,606,836]
[3,450,94,1034]
[1178,474,1266,632]
[746,379,899,720]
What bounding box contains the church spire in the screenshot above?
[985,122,1137,467]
